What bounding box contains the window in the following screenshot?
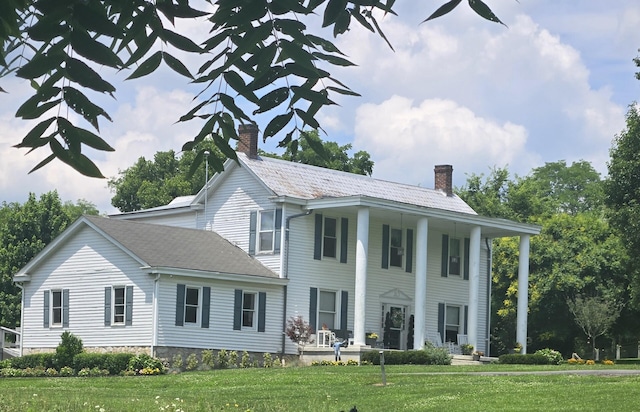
[51,290,63,326]
[105,286,133,326]
[448,237,461,276]
[184,287,200,324]
[389,228,403,267]
[113,287,125,324]
[318,290,336,330]
[242,292,257,328]
[258,210,275,252]
[445,305,460,343]
[323,217,337,258]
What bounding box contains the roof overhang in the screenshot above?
[143,266,288,286]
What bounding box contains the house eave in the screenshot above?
[13,273,31,282]
[142,266,288,286]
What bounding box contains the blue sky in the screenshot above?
[1,1,639,214]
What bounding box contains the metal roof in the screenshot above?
[238,153,477,215]
[85,215,278,278]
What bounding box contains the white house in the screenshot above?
[12,124,540,359]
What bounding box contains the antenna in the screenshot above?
[204,150,210,229]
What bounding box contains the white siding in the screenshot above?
[21,226,154,350]
[155,275,284,353]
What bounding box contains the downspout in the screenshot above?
[151,274,160,356]
[16,283,24,357]
[281,209,313,358]
[485,238,492,356]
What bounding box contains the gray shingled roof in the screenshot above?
[238,153,477,215]
[85,216,278,278]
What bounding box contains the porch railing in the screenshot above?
[1,326,21,360]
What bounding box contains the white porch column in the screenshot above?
[413,217,429,350]
[516,235,530,354]
[353,207,370,346]
[467,226,481,351]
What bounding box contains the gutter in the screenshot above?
[281,209,313,358]
[16,282,24,357]
[485,238,492,356]
[151,274,160,356]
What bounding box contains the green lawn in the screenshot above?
[1,364,640,411]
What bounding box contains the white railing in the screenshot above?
[1,326,21,360]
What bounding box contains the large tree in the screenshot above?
[0,192,97,330]
[2,0,503,178]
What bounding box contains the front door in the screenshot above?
[382,304,406,349]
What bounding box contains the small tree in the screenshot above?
[567,295,622,359]
[285,316,314,358]
[56,331,83,368]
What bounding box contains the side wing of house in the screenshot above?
[19,225,154,353]
[154,275,285,355]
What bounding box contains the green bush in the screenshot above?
[127,354,164,374]
[499,353,551,364]
[0,359,10,369]
[74,353,134,375]
[534,348,564,365]
[10,353,57,370]
[56,332,83,368]
[361,346,451,366]
[202,350,214,369]
[185,353,198,371]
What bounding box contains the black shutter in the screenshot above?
[464,305,469,334]
[381,224,390,269]
[309,287,318,331]
[175,284,185,326]
[340,291,348,333]
[340,217,348,264]
[313,214,323,260]
[405,229,414,273]
[249,211,257,255]
[258,292,267,332]
[274,208,282,254]
[441,234,449,277]
[201,287,210,328]
[233,289,243,330]
[463,237,470,280]
[125,286,133,326]
[104,287,111,326]
[438,303,445,342]
[43,290,50,328]
[62,289,69,327]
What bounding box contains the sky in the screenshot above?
[1,1,639,214]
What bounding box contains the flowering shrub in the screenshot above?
[603,359,614,365]
[140,367,162,375]
[202,350,215,369]
[59,366,74,377]
[185,353,199,371]
[586,359,595,365]
[240,351,251,368]
[262,352,273,368]
[534,348,564,365]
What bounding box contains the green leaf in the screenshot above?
[350,6,375,32]
[122,32,158,67]
[161,28,203,53]
[323,0,348,27]
[326,85,361,97]
[16,51,65,79]
[211,132,237,162]
[219,93,252,122]
[468,0,506,26]
[70,30,123,68]
[75,127,115,152]
[312,51,355,67]
[246,66,287,91]
[302,130,329,160]
[16,86,61,118]
[290,86,331,105]
[278,129,295,147]
[306,34,345,55]
[62,86,112,131]
[223,70,247,93]
[285,62,329,79]
[72,3,123,38]
[422,0,463,23]
[178,99,211,123]
[14,117,56,149]
[368,11,395,51]
[269,0,309,15]
[254,87,290,115]
[333,9,351,37]
[27,18,70,42]
[65,58,116,94]
[264,111,294,139]
[125,51,162,80]
[20,99,62,120]
[219,112,239,143]
[294,108,320,129]
[277,39,317,69]
[162,51,193,79]
[28,153,56,174]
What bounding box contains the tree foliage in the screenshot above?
[0,192,97,329]
[285,315,314,357]
[567,295,622,359]
[2,0,503,177]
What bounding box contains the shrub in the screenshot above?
[262,352,273,368]
[602,359,614,365]
[0,367,23,377]
[59,366,74,377]
[45,367,58,376]
[56,332,83,368]
[10,353,57,370]
[0,359,10,369]
[217,349,229,369]
[360,346,451,366]
[460,343,474,355]
[128,354,164,374]
[74,353,134,375]
[185,353,198,371]
[172,353,184,370]
[229,351,238,367]
[534,348,564,365]
[202,350,215,369]
[240,351,251,368]
[499,354,551,365]
[586,359,595,365]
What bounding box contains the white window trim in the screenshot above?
[241,291,258,330]
[322,216,338,259]
[318,289,338,330]
[111,286,126,325]
[257,209,276,253]
[184,286,201,326]
[445,304,461,342]
[389,227,404,268]
[50,289,63,327]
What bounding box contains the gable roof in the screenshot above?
[15,215,279,281]
[235,153,477,215]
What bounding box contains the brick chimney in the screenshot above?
[434,165,453,196]
[237,123,258,158]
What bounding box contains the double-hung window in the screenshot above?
[318,290,337,330]
[323,217,337,258]
[242,292,257,328]
[51,290,63,326]
[448,237,461,276]
[105,286,133,326]
[445,305,460,343]
[249,209,282,255]
[258,210,275,252]
[234,289,266,332]
[175,284,210,328]
[44,289,69,328]
[389,228,403,267]
[184,287,200,324]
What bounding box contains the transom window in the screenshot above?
[318,290,336,330]
[184,287,200,324]
[242,292,257,328]
[389,228,403,267]
[448,237,461,276]
[323,217,337,258]
[51,290,63,326]
[258,210,275,252]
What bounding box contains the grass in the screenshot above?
[1,364,640,411]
